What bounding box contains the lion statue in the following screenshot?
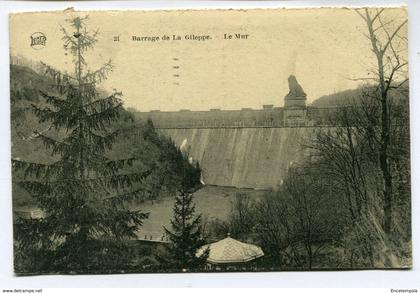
[285,75,307,99]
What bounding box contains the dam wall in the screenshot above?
[159,127,317,189]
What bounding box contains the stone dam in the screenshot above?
[159,127,316,189]
[137,75,334,190]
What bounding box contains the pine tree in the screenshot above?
[163,189,208,271]
[12,16,150,273]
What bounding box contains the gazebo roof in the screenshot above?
[196,235,264,264]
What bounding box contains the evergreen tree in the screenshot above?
[12,16,150,273]
[163,189,208,271]
[145,119,202,198]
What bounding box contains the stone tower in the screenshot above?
[284,75,307,126]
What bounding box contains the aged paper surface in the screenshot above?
[9,8,410,274]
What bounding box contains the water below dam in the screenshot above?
[134,185,267,242]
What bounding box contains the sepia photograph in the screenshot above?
[8,6,411,275]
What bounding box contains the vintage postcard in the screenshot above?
[9,7,410,275]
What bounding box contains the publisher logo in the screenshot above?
[30,32,46,50]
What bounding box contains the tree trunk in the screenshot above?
[378,58,393,236]
[308,244,313,270]
[380,93,393,235]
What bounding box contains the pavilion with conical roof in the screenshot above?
[196,234,264,271]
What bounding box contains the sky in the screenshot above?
[9,8,407,111]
